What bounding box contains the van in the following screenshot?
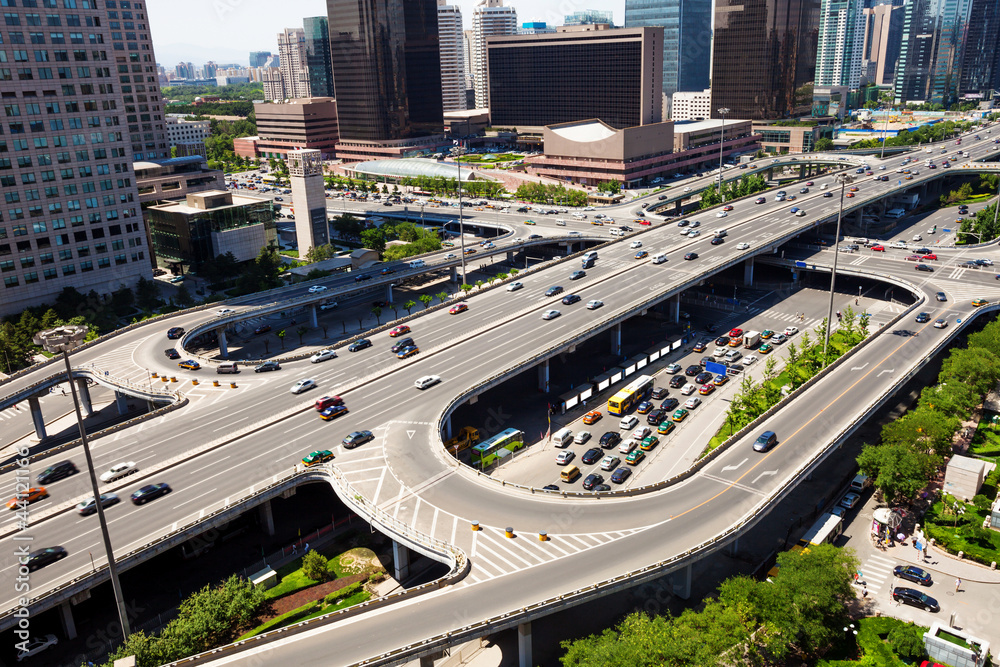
[885,208,905,220]
[582,251,598,262]
[849,473,870,492]
[610,228,623,237]
[408,259,425,269]
[582,257,596,269]
[572,212,586,219]
[216,362,239,374]
[552,427,574,448]
[556,219,567,226]
[714,229,727,238]
[651,254,667,265]
[560,465,581,483]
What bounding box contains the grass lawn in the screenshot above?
[816,617,929,666]
[969,412,1000,462]
[280,250,299,258]
[923,465,1000,565]
[238,589,372,640]
[266,546,380,600]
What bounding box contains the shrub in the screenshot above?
[973,494,992,510]
[323,581,363,605]
[302,550,329,582]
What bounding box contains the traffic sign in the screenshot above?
[706,361,727,376]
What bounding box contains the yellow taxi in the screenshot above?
[973,298,989,307]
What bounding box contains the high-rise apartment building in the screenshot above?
[958,0,1000,97]
[275,28,310,100]
[486,28,663,130]
[327,0,443,143]
[249,51,272,68]
[895,0,973,105]
[303,17,335,99]
[472,0,518,110]
[710,0,822,120]
[862,3,906,87]
[0,0,158,315]
[625,0,712,120]
[564,10,615,26]
[815,0,865,88]
[437,2,467,112]
[463,29,476,106]
[202,61,218,79]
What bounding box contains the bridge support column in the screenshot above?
[450,266,458,283]
[76,378,92,416]
[114,390,128,416]
[743,257,754,286]
[672,563,692,599]
[28,395,46,441]
[854,210,863,227]
[610,323,622,356]
[537,359,550,393]
[506,250,514,264]
[675,200,682,213]
[386,284,394,305]
[799,164,806,178]
[670,294,680,323]
[767,167,773,181]
[419,652,444,667]
[518,622,532,667]
[309,304,318,328]
[727,536,739,556]
[59,601,77,640]
[392,540,410,582]
[565,243,573,256]
[259,499,275,537]
[218,329,228,359]
[443,414,453,442]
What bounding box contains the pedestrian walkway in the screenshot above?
[856,553,895,593]
[886,539,1000,584]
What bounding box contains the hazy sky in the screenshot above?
[147,0,623,67]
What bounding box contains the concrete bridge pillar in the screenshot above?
[672,563,692,599]
[507,250,514,264]
[450,266,458,283]
[610,323,622,356]
[743,257,755,286]
[28,395,46,441]
[565,243,573,256]
[799,164,805,178]
[75,378,92,416]
[259,499,275,537]
[675,200,682,214]
[218,329,229,359]
[538,359,550,393]
[114,390,128,416]
[419,652,444,667]
[309,304,318,328]
[518,622,532,667]
[767,167,773,181]
[392,540,410,582]
[386,284,394,305]
[59,601,77,640]
[670,294,681,323]
[443,414,453,442]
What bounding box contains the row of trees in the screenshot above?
[204,117,258,168]
[513,182,589,207]
[849,119,978,150]
[162,83,264,104]
[698,173,769,210]
[165,100,255,118]
[857,316,1000,504]
[951,174,1000,244]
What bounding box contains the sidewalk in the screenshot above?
[885,537,1000,584]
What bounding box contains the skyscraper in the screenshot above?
[625,0,712,119]
[862,3,906,87]
[711,0,822,120]
[327,0,443,142]
[303,17,335,98]
[463,29,476,106]
[249,51,273,68]
[564,10,615,26]
[472,0,518,110]
[895,0,974,105]
[276,28,310,99]
[958,0,1000,97]
[815,0,866,88]
[438,2,468,111]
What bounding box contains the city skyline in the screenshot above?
[146,0,623,68]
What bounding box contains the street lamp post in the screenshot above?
[718,108,730,203]
[453,144,468,285]
[880,99,892,161]
[823,173,854,366]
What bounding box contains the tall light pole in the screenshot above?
[824,173,854,366]
[37,326,131,639]
[718,108,730,202]
[452,143,468,285]
[879,97,892,161]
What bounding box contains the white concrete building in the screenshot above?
[287,149,330,256]
[472,0,518,110]
[438,2,468,112]
[166,116,212,151]
[275,28,311,100]
[671,89,712,121]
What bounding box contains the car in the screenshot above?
[891,587,939,612]
[639,436,659,452]
[905,254,921,261]
[728,327,743,338]
[665,363,681,374]
[545,286,563,297]
[449,303,469,315]
[342,430,375,449]
[523,219,536,225]
[823,192,833,197]
[600,431,622,449]
[687,230,701,238]
[680,383,697,396]
[790,207,800,214]
[915,313,930,323]
[715,336,731,347]
[771,333,787,344]
[698,383,715,396]
[760,329,776,340]
[743,355,757,365]
[695,371,714,384]
[840,491,861,509]
[555,451,575,465]
[782,326,798,336]
[314,396,344,411]
[650,387,668,400]
[308,285,328,293]
[389,325,411,337]
[168,275,185,284]
[354,274,372,282]
[178,359,201,371]
[754,197,766,204]
[581,448,603,465]
[6,487,48,510]
[569,270,586,281]
[25,546,67,572]
[660,397,679,411]
[630,240,643,249]
[935,292,947,302]
[677,219,690,227]
[631,426,652,441]
[216,308,235,316]
[528,234,543,240]
[871,245,885,251]
[506,281,524,291]
[36,460,77,485]
[396,345,420,359]
[723,205,734,211]
[611,467,632,484]
[562,294,581,306]
[915,264,934,272]
[319,405,349,421]
[574,430,592,445]
[302,450,335,467]
[254,324,272,335]
[291,378,317,394]
[636,401,653,415]
[600,455,621,471]
[685,364,701,376]
[672,408,689,422]
[684,252,698,260]
[657,420,677,436]
[669,375,686,389]
[310,349,338,363]
[583,473,605,490]
[713,374,729,386]
[585,299,604,311]
[463,248,476,255]
[130,482,172,505]
[76,493,120,515]
[716,211,728,218]
[693,341,707,353]
[922,254,937,260]
[619,415,639,430]
[164,348,180,359]
[14,633,58,661]
[542,309,561,320]
[893,565,933,586]
[583,410,602,425]
[753,431,778,452]
[274,196,283,201]
[759,342,773,354]
[444,253,456,260]
[973,298,989,307]
[254,360,281,372]
[646,408,666,425]
[100,462,137,483]
[934,319,948,329]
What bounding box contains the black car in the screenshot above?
[651,387,668,400]
[915,264,934,272]
[391,337,415,354]
[915,312,930,323]
[677,219,690,227]
[715,336,730,346]
[661,398,680,411]
[25,546,67,572]
[164,348,180,359]
[372,300,389,308]
[684,252,698,260]
[354,274,372,283]
[935,292,947,301]
[37,460,77,485]
[599,432,621,449]
[562,294,581,305]
[823,192,833,198]
[701,357,715,367]
[893,565,932,586]
[891,587,939,612]
[669,375,686,388]
[620,225,633,232]
[254,361,281,373]
[685,364,701,376]
[130,483,171,505]
[528,234,543,239]
[569,271,586,280]
[610,467,632,484]
[695,372,714,385]
[582,473,605,490]
[581,448,603,465]
[542,484,560,491]
[343,430,375,449]
[593,483,611,492]
[348,339,372,352]
[646,409,666,425]
[704,323,719,333]
[915,248,931,254]
[167,327,184,339]
[545,286,564,297]
[711,237,725,245]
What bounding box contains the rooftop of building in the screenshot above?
[148,190,263,214]
[443,108,490,120]
[352,158,480,182]
[254,97,335,106]
[548,119,618,143]
[673,118,750,134]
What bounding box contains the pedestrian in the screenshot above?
[292,544,297,554]
[863,586,868,599]
[855,298,859,306]
[956,578,961,593]
[304,542,310,552]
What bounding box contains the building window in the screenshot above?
[3,275,18,287]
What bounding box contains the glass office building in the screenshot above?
[303,17,335,98]
[957,0,1000,97]
[895,0,973,105]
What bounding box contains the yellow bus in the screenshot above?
[607,374,654,416]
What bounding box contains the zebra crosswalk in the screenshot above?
[858,553,896,593]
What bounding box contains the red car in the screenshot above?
[871,245,885,252]
[846,192,855,198]
[922,254,937,260]
[728,327,743,338]
[389,324,411,337]
[449,303,469,315]
[722,205,734,211]
[638,219,651,225]
[314,395,343,411]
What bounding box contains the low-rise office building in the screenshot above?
[254,97,340,159]
[166,115,212,152]
[752,121,836,154]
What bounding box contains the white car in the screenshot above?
[217,308,234,315]
[414,375,441,390]
[926,228,935,234]
[506,281,524,292]
[542,309,561,320]
[586,299,603,310]
[713,346,728,357]
[600,455,621,471]
[15,634,57,662]
[291,378,317,394]
[688,230,700,238]
[684,186,692,192]
[795,209,806,217]
[100,462,137,483]
[783,326,799,336]
[630,240,643,248]
[513,237,523,243]
[555,451,575,465]
[308,285,328,293]
[743,355,757,365]
[574,430,591,444]
[979,258,994,266]
[912,234,922,242]
[631,426,652,441]
[665,363,681,374]
[444,253,456,259]
[680,383,697,396]
[310,349,337,363]
[736,242,750,250]
[716,211,728,218]
[584,206,595,211]
[619,415,639,430]
[840,491,861,509]
[684,397,702,410]
[618,439,637,454]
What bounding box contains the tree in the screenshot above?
[437,291,450,304]
[939,347,1000,398]
[296,326,307,345]
[881,406,959,457]
[302,550,329,582]
[403,299,416,314]
[360,228,386,257]
[460,283,472,295]
[856,443,936,504]
[174,284,194,307]
[371,306,382,325]
[135,277,161,312]
[814,137,834,152]
[419,294,433,309]
[276,329,286,349]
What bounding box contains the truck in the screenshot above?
[743,331,760,349]
[797,513,843,548]
[445,426,480,454]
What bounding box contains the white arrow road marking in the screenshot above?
[722,457,748,472]
[851,362,869,371]
[751,470,778,485]
[878,368,895,377]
